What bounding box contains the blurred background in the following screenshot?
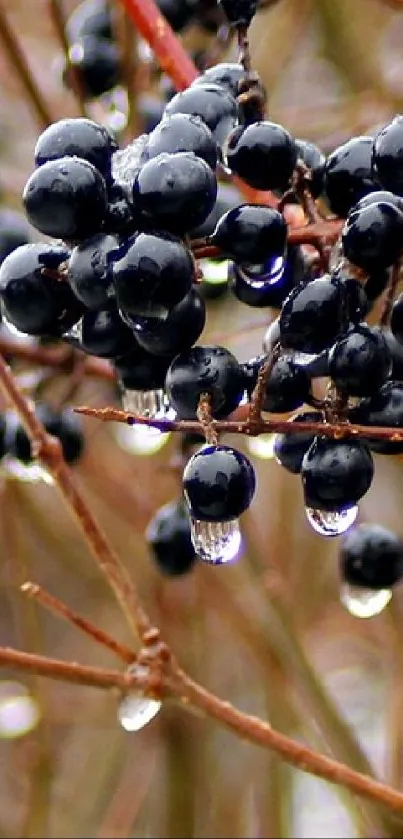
[0,0,403,836]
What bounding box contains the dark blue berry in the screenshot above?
[165,345,245,419]
[301,437,374,512]
[226,121,297,192]
[340,524,403,590]
[146,500,196,576]
[34,118,117,183]
[23,157,108,241]
[279,275,348,354]
[328,323,391,397]
[210,204,287,264]
[324,136,378,218]
[130,287,206,357]
[183,444,256,521]
[68,232,119,309]
[164,83,239,149]
[143,113,218,170]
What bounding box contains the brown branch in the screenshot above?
[0,2,52,129]
[0,646,138,690]
[0,353,154,642]
[169,666,403,817]
[21,582,135,664]
[74,404,403,444]
[3,638,403,817]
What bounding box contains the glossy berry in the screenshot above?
[66,0,113,43]
[113,231,194,319]
[391,293,403,346]
[342,201,403,271]
[183,444,256,522]
[372,116,403,197]
[0,209,31,265]
[66,36,120,98]
[192,62,246,98]
[328,323,391,397]
[164,83,239,149]
[219,0,258,27]
[279,275,348,354]
[225,121,297,192]
[146,500,196,576]
[133,151,217,235]
[0,243,83,337]
[131,287,206,357]
[229,246,308,309]
[210,205,287,264]
[295,138,325,198]
[273,411,322,475]
[114,346,173,391]
[5,404,85,465]
[23,157,108,241]
[143,113,218,170]
[349,381,403,454]
[165,345,245,419]
[34,118,117,183]
[323,136,378,218]
[301,437,374,512]
[352,189,403,214]
[64,305,139,359]
[68,232,119,309]
[262,356,311,413]
[340,524,403,590]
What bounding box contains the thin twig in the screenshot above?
[0,335,115,381]
[21,582,135,664]
[196,393,218,445]
[168,665,403,816]
[0,2,52,128]
[3,640,403,817]
[75,404,403,444]
[0,646,137,690]
[0,353,155,642]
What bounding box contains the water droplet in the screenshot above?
[305,505,358,537]
[190,518,242,564]
[121,387,166,417]
[340,583,392,619]
[246,434,276,460]
[118,665,161,732]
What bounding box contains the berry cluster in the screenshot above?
[2,0,403,619]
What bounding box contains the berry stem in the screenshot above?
[21,582,136,664]
[0,352,155,642]
[0,646,138,690]
[196,393,219,446]
[237,24,252,74]
[75,403,403,444]
[248,342,281,425]
[0,3,53,129]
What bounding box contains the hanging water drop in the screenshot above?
[305,505,358,537]
[340,583,392,619]
[117,665,162,733]
[190,518,242,564]
[2,457,54,486]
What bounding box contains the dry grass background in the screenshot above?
[0,1,402,836]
